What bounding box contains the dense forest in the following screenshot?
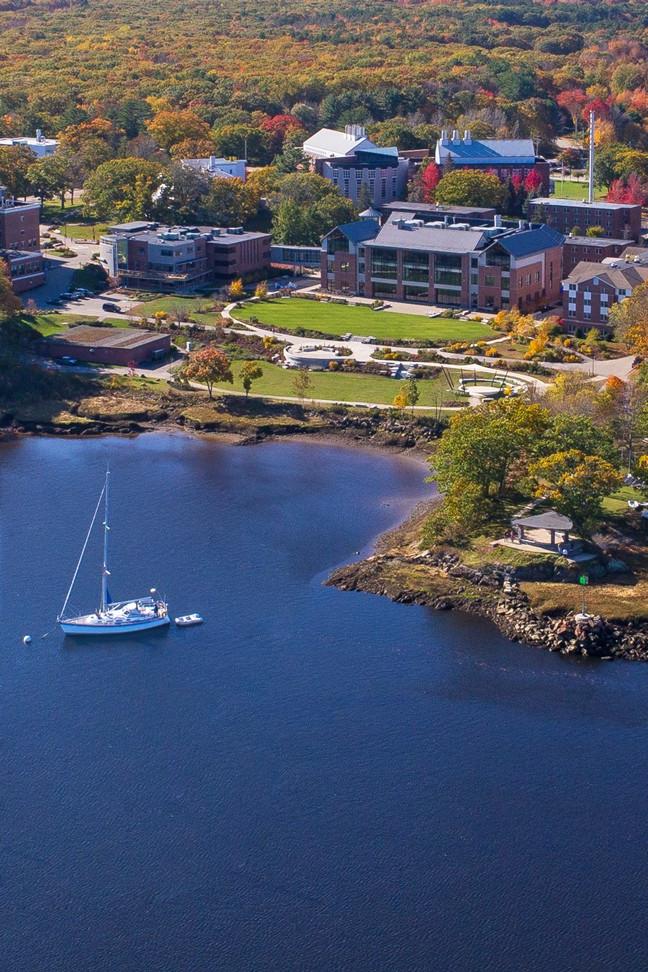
[1,0,648,151]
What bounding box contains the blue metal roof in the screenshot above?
[495,225,564,257]
[335,219,379,243]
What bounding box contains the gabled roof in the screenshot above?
[436,138,536,165]
[494,224,563,257]
[303,127,376,159]
[565,260,648,289]
[324,219,379,245]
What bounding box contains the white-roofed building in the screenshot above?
[303,125,409,206]
[0,129,58,158]
[181,155,246,181]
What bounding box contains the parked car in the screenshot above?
[59,356,77,366]
[102,302,121,313]
[60,291,74,299]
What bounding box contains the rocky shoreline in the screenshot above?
[328,548,648,662]
[0,393,443,451]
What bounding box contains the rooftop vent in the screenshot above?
[344,124,366,140]
[463,130,472,144]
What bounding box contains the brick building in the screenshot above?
[42,325,171,366]
[435,131,550,193]
[562,250,648,334]
[322,214,563,312]
[0,186,45,292]
[562,236,628,275]
[529,198,642,242]
[303,125,409,205]
[99,223,271,291]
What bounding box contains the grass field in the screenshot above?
[211,360,459,406]
[60,222,109,241]
[131,296,224,326]
[551,179,606,201]
[602,485,645,514]
[235,298,493,343]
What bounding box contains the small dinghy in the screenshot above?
[174,613,204,627]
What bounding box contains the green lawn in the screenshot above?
[551,179,606,201]
[60,222,109,241]
[211,359,459,406]
[131,296,224,326]
[602,485,645,514]
[235,298,493,343]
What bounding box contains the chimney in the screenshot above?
[209,155,217,170]
[518,219,526,230]
[36,128,43,142]
[463,130,472,144]
[494,214,502,228]
[451,129,460,143]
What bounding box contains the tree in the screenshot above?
[529,449,621,539]
[421,162,442,202]
[585,225,605,237]
[82,158,165,220]
[556,89,588,135]
[254,280,268,298]
[609,282,648,355]
[203,177,259,227]
[430,398,549,502]
[271,172,355,245]
[434,170,505,208]
[146,109,210,152]
[0,145,34,197]
[212,124,271,166]
[405,376,420,416]
[151,162,211,224]
[0,259,20,321]
[536,413,617,464]
[26,152,75,207]
[292,368,313,401]
[240,360,263,397]
[228,278,245,300]
[392,388,408,410]
[183,347,233,400]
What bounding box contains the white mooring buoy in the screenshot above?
[22,635,32,645]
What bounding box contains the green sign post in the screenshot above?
[579,575,589,615]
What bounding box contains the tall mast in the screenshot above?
[101,468,110,611]
[588,110,595,205]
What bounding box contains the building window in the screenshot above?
[485,274,496,287]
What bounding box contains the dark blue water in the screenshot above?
[1,434,648,972]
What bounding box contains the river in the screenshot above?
[1,434,647,971]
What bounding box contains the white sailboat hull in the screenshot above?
[60,615,170,636]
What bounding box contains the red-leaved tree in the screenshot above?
[421,162,442,202]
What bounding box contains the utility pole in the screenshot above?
[588,110,595,205]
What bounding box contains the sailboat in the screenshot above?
[58,469,169,636]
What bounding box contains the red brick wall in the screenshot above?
[0,206,40,251]
[45,333,171,365]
